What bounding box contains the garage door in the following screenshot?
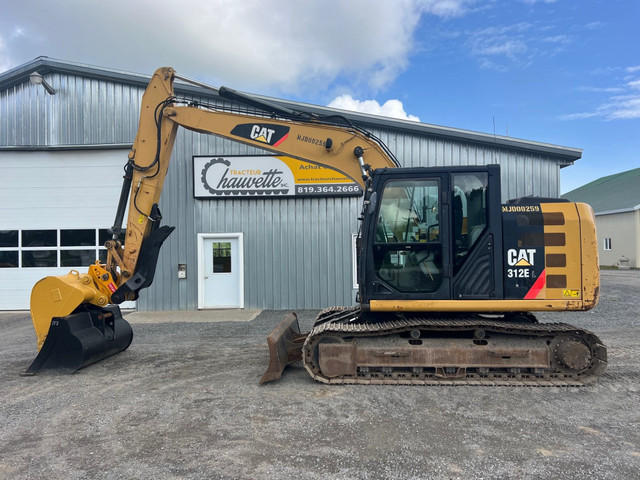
[0,149,136,310]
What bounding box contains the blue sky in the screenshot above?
[1,0,637,193]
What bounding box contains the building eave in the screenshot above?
[0,143,132,152]
[595,204,640,216]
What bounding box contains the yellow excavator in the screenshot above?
[26,67,606,385]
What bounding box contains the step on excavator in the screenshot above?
[26,67,606,385]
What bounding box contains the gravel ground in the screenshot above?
[0,270,638,480]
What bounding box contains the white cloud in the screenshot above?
[541,35,570,44]
[584,21,605,30]
[604,95,640,119]
[463,19,587,71]
[577,86,625,93]
[464,23,527,68]
[328,94,420,121]
[0,35,12,72]
[418,0,476,17]
[10,26,26,40]
[558,111,599,121]
[466,24,533,70]
[561,99,640,121]
[478,59,508,72]
[519,0,558,4]
[0,0,475,95]
[561,70,640,121]
[472,38,527,58]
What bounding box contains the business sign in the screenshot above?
[193,155,362,198]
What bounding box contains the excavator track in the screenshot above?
[302,307,607,386]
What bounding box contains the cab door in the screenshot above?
[450,167,503,299]
[361,170,451,301]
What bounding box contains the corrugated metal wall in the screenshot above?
[1,71,565,310]
[0,73,143,146]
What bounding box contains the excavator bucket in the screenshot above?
[260,313,308,384]
[26,272,134,374]
[25,305,133,374]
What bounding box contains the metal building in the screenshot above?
[0,57,583,311]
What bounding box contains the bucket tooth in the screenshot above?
[260,313,307,384]
[25,305,133,374]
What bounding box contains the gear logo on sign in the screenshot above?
[201,157,231,195]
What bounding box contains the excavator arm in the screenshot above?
[26,67,398,373]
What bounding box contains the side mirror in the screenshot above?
[367,192,377,214]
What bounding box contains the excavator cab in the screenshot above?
[358,165,502,307]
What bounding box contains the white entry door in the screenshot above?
[198,233,244,309]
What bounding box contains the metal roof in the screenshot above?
[562,167,640,214]
[0,56,582,164]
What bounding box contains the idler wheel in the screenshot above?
[555,338,592,371]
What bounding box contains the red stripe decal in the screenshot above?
[524,268,546,299]
[273,133,288,147]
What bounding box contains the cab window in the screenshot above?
[373,179,442,293]
[452,173,488,272]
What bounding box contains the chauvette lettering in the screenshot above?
[200,157,290,196]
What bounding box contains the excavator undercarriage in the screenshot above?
[263,307,607,386]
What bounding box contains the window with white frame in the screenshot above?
[603,238,612,251]
[0,229,125,268]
